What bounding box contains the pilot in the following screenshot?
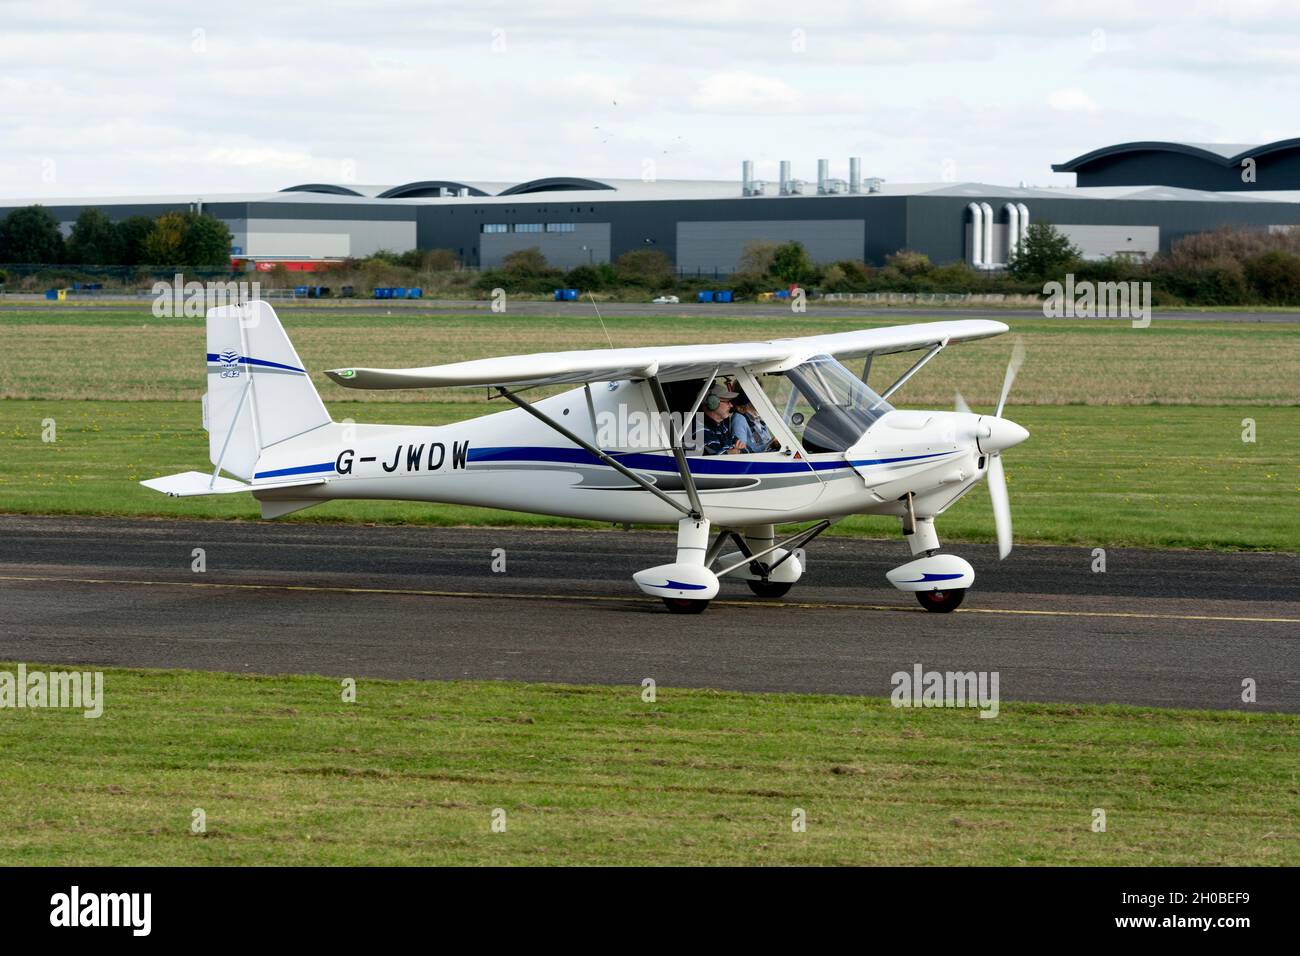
[699,383,745,455]
[730,388,779,453]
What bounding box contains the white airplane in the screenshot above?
[144,301,1028,614]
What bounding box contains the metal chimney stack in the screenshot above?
[779,160,792,195]
[742,159,754,196]
[817,159,829,194]
[849,157,861,194]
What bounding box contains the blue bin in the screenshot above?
[562,288,579,301]
[407,287,423,299]
[553,289,564,300]
[774,289,790,299]
[44,288,58,300]
[373,287,391,299]
[697,290,714,303]
[715,290,733,303]
[294,286,308,296]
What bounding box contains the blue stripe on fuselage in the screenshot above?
[254,447,952,482]
[466,446,952,475]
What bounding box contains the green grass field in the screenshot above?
[2,306,1296,550]
[4,308,1299,406]
[0,665,1293,866]
[2,400,1295,550]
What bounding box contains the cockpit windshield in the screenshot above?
[759,355,893,453]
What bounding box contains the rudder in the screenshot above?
[205,301,331,481]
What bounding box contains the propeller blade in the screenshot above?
[994,337,1025,419]
[954,390,971,415]
[988,453,1013,559]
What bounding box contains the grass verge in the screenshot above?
[0,665,1294,865]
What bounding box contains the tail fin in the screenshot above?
[204,301,331,480]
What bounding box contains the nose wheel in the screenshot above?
[662,597,711,614]
[916,588,965,613]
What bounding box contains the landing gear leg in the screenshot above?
[887,501,974,611]
[740,525,795,598]
[632,516,720,613]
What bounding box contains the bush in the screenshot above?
[885,249,933,277]
[564,263,618,291]
[614,249,673,286]
[737,240,777,276]
[1243,250,1300,304]
[502,247,551,276]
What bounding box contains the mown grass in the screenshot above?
[1,400,1295,550]
[0,666,1293,866]
[3,308,1298,406]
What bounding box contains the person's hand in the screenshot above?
[727,440,745,454]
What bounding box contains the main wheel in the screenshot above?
[746,579,793,599]
[662,597,710,614]
[916,588,966,613]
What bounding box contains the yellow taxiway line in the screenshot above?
[1,574,1296,625]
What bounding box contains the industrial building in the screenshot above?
[5,139,1300,272]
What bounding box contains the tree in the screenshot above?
[736,240,777,276]
[770,241,813,284]
[180,213,234,266]
[143,212,188,265]
[114,216,155,266]
[66,208,120,265]
[502,247,550,276]
[0,205,65,264]
[1007,221,1081,281]
[614,248,672,285]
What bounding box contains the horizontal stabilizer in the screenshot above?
[140,470,327,498]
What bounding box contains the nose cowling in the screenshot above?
[977,416,1029,455]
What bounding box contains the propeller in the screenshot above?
[988,453,1013,559]
[964,338,1027,560]
[994,337,1025,419]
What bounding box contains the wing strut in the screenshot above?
[871,339,948,408]
[646,373,706,519]
[495,386,697,520]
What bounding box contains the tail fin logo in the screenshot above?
[218,349,242,379]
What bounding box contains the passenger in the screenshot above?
[731,388,779,453]
[698,383,745,455]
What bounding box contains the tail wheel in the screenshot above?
[917,589,965,613]
[662,597,710,614]
[746,579,793,599]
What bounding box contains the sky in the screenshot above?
[2,0,1299,199]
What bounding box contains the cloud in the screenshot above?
[1047,88,1101,112]
[691,72,801,113]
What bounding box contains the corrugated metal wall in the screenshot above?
[675,219,866,273]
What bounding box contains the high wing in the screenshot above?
[324,319,1008,390]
